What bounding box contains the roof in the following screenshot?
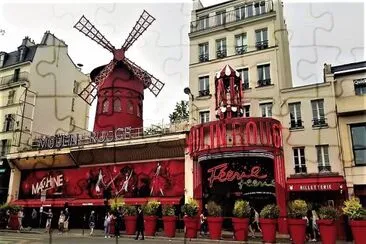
[196,0,235,12]
[331,60,366,77]
[0,45,38,69]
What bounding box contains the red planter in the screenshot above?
[144,216,157,236]
[9,214,19,230]
[317,219,336,244]
[232,217,249,241]
[207,217,223,240]
[184,216,198,239]
[162,216,177,237]
[124,216,137,235]
[349,220,366,244]
[259,218,277,243]
[287,218,307,244]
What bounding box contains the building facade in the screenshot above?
[0,32,90,203]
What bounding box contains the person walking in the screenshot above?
[44,209,53,233]
[64,208,70,232]
[115,207,122,237]
[249,207,261,238]
[31,209,37,228]
[135,206,144,240]
[104,212,110,238]
[58,211,65,234]
[89,211,96,236]
[17,208,24,232]
[199,204,208,236]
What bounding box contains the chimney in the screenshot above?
[21,36,35,47]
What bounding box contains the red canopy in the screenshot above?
[287,176,346,192]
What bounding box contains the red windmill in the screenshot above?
[74,10,164,132]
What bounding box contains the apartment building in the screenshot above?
[0,32,90,203]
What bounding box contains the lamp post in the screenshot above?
[183,87,198,124]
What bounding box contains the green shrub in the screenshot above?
[110,197,124,212]
[260,204,279,219]
[207,201,222,217]
[0,203,21,214]
[233,200,250,218]
[162,205,175,216]
[123,205,137,216]
[318,206,339,220]
[182,198,199,217]
[288,199,307,219]
[143,200,160,216]
[343,197,366,220]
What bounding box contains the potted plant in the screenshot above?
[182,198,199,239]
[162,205,177,237]
[122,204,137,235]
[342,197,366,244]
[317,206,339,244]
[0,203,21,230]
[232,200,251,241]
[287,199,308,244]
[143,199,160,236]
[206,201,223,240]
[259,204,279,243]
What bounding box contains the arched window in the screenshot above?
[127,100,134,114]
[113,98,121,112]
[102,99,109,113]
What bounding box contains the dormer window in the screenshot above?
[0,53,5,67]
[19,48,25,62]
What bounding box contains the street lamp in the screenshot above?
[183,87,194,101]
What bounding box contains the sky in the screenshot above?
[0,0,364,131]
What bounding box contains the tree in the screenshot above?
[169,100,189,123]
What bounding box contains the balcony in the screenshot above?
[216,49,227,59]
[242,82,250,90]
[199,53,209,62]
[312,118,328,128]
[318,165,332,173]
[257,79,271,87]
[290,120,304,129]
[256,40,269,50]
[0,72,29,89]
[294,165,307,174]
[235,45,248,55]
[190,0,274,33]
[198,89,210,97]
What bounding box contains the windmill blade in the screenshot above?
[95,59,118,88]
[121,10,155,51]
[74,15,116,53]
[124,58,165,97]
[78,82,98,105]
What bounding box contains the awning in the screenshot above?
[12,198,74,208]
[123,197,182,205]
[70,199,105,207]
[287,176,346,192]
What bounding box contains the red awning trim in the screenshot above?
[287,176,346,192]
[70,199,105,207]
[12,198,74,208]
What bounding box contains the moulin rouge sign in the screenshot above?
[187,118,282,156]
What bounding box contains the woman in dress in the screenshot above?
[150,162,167,196]
[95,168,105,194]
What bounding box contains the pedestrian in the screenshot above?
[135,206,144,240]
[17,208,24,232]
[58,211,65,234]
[115,207,122,237]
[89,211,96,236]
[108,212,116,238]
[44,209,53,233]
[31,209,37,228]
[249,207,261,238]
[104,212,110,238]
[311,210,319,242]
[199,204,208,236]
[64,208,70,232]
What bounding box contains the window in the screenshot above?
[289,102,303,128]
[293,147,307,173]
[113,98,121,112]
[235,33,247,54]
[3,114,15,132]
[260,103,272,117]
[73,80,79,94]
[7,90,15,105]
[316,145,330,172]
[198,43,209,62]
[71,98,75,112]
[254,1,266,15]
[198,15,209,30]
[257,64,271,86]
[354,78,366,95]
[19,48,25,61]
[199,111,210,123]
[351,124,366,166]
[13,68,20,82]
[237,68,249,89]
[198,76,210,96]
[0,54,4,67]
[216,38,227,58]
[255,28,268,50]
[216,11,226,26]
[102,99,109,113]
[0,140,10,156]
[243,105,250,117]
[245,3,254,17]
[127,100,134,114]
[311,99,327,127]
[235,6,245,20]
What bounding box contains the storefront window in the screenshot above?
[351,123,366,165]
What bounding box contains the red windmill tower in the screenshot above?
[74,10,164,132]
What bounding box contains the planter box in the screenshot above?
[232,217,249,241]
[317,219,336,244]
[287,218,307,244]
[259,218,277,243]
[124,216,137,235]
[184,216,198,239]
[144,216,157,236]
[162,216,177,237]
[207,217,223,240]
[349,220,366,244]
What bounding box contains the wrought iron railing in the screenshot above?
[256,40,269,50]
[312,117,328,127]
[235,45,248,55]
[257,79,271,87]
[294,165,307,174]
[216,49,227,58]
[199,53,209,62]
[198,89,210,97]
[318,165,331,173]
[290,120,303,129]
[190,0,273,33]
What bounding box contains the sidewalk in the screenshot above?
[0,228,291,243]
